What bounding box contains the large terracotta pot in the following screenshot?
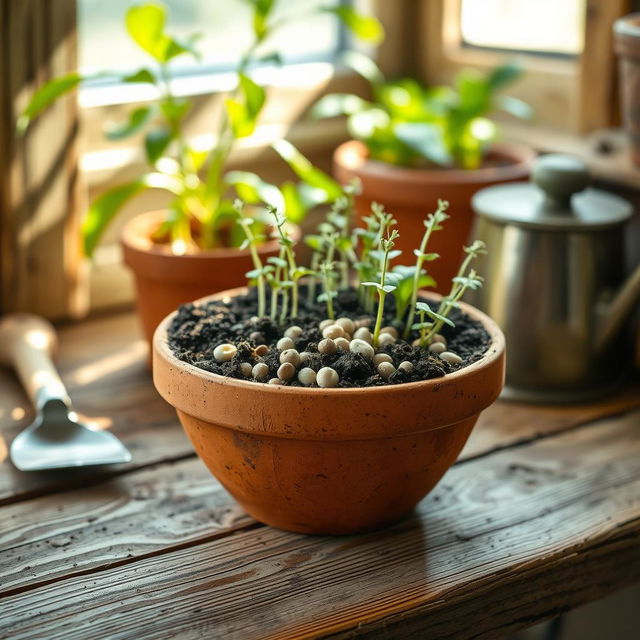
[153,288,506,535]
[614,13,640,166]
[333,140,534,292]
[121,211,299,347]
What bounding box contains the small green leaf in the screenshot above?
[487,60,522,91]
[272,140,343,201]
[226,170,283,209]
[126,3,194,63]
[280,181,306,224]
[145,128,172,164]
[425,309,455,327]
[121,68,156,85]
[267,256,288,268]
[328,6,385,44]
[17,73,82,134]
[82,181,149,256]
[105,105,155,140]
[497,95,534,120]
[394,122,453,167]
[416,302,432,313]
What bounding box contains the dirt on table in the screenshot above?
[167,287,491,388]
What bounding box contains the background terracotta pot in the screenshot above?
[614,13,640,166]
[121,211,299,347]
[333,140,534,292]
[153,288,506,535]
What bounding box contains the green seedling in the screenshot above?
[361,228,400,347]
[386,265,436,323]
[235,199,267,317]
[423,241,487,344]
[412,301,455,348]
[318,260,338,320]
[403,199,450,339]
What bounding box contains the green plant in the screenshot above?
[18,1,382,256]
[361,224,400,347]
[313,55,532,170]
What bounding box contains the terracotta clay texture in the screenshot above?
[614,13,640,166]
[121,211,298,347]
[333,140,534,292]
[153,288,506,535]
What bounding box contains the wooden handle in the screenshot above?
[0,313,70,411]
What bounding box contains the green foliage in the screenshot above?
[18,1,379,257]
[313,58,532,170]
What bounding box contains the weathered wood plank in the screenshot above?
[0,457,254,597]
[1,410,638,640]
[2,311,638,505]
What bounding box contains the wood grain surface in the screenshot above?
[1,310,639,639]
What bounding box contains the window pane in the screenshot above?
[78,0,345,76]
[460,0,586,56]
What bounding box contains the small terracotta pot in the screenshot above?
[614,13,640,166]
[333,140,534,292]
[153,288,506,535]
[121,211,299,347]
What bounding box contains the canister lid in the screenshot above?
[472,154,633,230]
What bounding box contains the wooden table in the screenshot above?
[1,311,639,640]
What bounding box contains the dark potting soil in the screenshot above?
[167,287,491,388]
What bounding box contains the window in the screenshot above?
[79,0,346,78]
[420,0,628,133]
[459,0,586,56]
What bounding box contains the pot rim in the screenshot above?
[121,210,294,259]
[153,287,505,397]
[333,139,535,186]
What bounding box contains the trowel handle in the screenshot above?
[0,313,71,412]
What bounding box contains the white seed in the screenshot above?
[299,351,312,364]
[277,362,296,381]
[254,344,269,356]
[277,336,295,351]
[440,351,463,365]
[319,319,334,331]
[355,317,372,329]
[284,325,303,340]
[317,367,339,388]
[433,333,447,345]
[213,343,237,362]
[252,363,270,381]
[318,338,337,355]
[240,362,253,378]
[374,353,393,366]
[377,362,396,380]
[268,378,282,385]
[353,327,373,344]
[249,316,260,324]
[377,333,396,347]
[335,317,356,335]
[428,341,446,354]
[380,326,398,339]
[322,324,345,340]
[398,361,414,373]
[412,339,421,347]
[297,367,317,386]
[334,337,350,351]
[349,338,375,360]
[280,349,301,367]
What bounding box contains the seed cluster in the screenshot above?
[211,315,466,387]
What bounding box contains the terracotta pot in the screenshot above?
[153,288,506,535]
[333,140,534,292]
[121,211,299,347]
[614,13,640,166]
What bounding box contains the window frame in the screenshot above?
[418,0,631,133]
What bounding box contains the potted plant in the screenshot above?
[153,197,505,535]
[18,1,382,345]
[313,55,536,290]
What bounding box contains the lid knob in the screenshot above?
[532,154,590,211]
